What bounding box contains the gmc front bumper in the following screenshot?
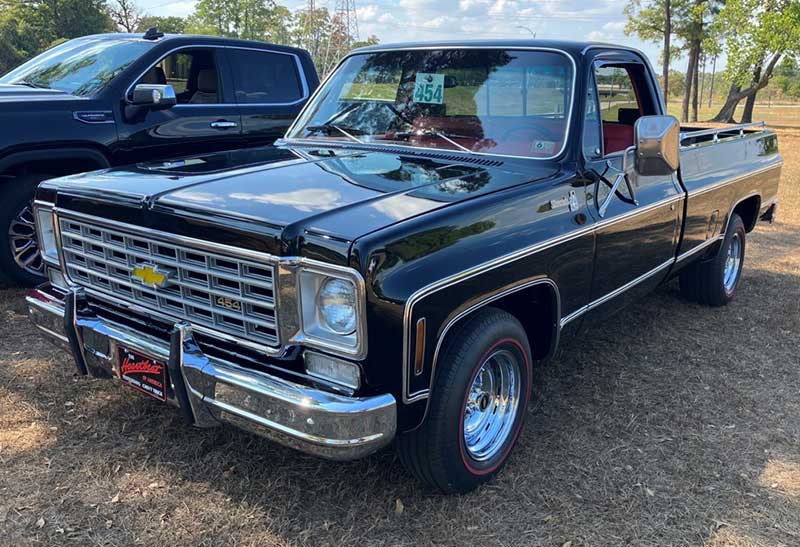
[26,285,396,461]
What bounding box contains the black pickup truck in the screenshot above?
[0,30,318,286]
[27,40,782,493]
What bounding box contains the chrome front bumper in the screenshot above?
[27,286,396,461]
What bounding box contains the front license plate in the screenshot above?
[118,347,168,402]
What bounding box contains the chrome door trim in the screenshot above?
[676,234,724,263]
[124,44,310,107]
[559,258,675,327]
[283,46,578,162]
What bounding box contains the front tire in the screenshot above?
[397,308,532,493]
[0,175,49,287]
[679,213,746,307]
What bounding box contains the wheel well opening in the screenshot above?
[488,282,558,362]
[732,195,761,232]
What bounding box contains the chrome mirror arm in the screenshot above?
[598,146,638,218]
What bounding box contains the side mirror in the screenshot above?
[634,115,680,176]
[131,84,177,110]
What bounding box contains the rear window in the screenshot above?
[229,49,304,104]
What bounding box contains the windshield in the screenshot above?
[287,49,574,159]
[0,37,154,96]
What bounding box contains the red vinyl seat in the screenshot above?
[603,122,634,154]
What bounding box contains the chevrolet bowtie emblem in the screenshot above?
[131,263,173,289]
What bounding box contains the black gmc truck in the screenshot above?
[0,30,318,285]
[28,40,781,493]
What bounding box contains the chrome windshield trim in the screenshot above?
[284,46,578,162]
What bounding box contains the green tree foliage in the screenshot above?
[136,16,186,34]
[0,0,113,75]
[185,0,294,42]
[710,0,800,122]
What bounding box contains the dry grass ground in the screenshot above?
[1,131,799,547]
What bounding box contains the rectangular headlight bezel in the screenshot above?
[33,201,59,267]
[290,260,368,360]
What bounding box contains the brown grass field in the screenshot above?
[1,128,799,547]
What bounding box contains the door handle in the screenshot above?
[210,120,238,129]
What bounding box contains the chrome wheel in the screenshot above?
[8,202,43,276]
[463,348,522,461]
[723,233,742,293]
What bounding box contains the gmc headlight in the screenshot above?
[297,266,366,358]
[34,204,59,266]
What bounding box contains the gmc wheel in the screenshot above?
[0,175,49,286]
[397,308,532,493]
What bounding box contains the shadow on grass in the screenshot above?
[1,262,799,546]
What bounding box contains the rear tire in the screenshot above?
[679,213,746,307]
[0,175,49,287]
[397,308,532,493]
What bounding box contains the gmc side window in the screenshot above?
[135,48,223,105]
[229,50,304,104]
[594,65,644,156]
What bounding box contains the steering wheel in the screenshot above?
[500,123,559,143]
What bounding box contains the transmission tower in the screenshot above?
[299,0,319,59]
[322,0,359,75]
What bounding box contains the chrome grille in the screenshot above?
[57,215,280,348]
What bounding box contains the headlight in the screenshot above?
[296,266,366,358]
[317,278,357,334]
[34,204,58,265]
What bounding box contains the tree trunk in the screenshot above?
[682,42,699,122]
[741,63,763,123]
[663,0,671,101]
[708,55,717,108]
[691,45,700,122]
[711,83,742,123]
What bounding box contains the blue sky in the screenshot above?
[138,0,697,72]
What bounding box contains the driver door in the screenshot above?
[583,59,682,321]
[115,48,243,164]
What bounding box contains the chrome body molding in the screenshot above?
[686,163,782,198]
[284,46,578,162]
[408,278,561,405]
[676,234,724,263]
[401,157,781,402]
[560,258,675,327]
[26,287,396,460]
[400,194,684,404]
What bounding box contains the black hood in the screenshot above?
[41,145,560,263]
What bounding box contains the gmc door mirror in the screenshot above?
[131,84,177,110]
[634,115,680,176]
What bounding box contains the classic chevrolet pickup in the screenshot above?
[27,40,782,493]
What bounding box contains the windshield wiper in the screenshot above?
[11,80,50,89]
[305,123,364,143]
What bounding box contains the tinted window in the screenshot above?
[134,49,221,105]
[230,50,303,104]
[0,37,154,96]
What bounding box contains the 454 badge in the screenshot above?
[118,348,168,402]
[413,73,444,104]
